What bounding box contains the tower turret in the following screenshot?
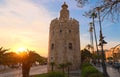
[59,2,69,20]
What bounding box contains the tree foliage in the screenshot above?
[20,50,42,77]
[81,49,92,63]
[50,62,55,71]
[76,0,120,21]
[0,47,45,77]
[0,47,9,65]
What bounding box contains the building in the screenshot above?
[105,46,120,62]
[48,2,81,71]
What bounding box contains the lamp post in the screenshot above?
[96,7,109,77]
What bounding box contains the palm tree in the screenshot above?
[4,52,20,67]
[20,50,41,77]
[59,63,66,73]
[50,62,55,71]
[0,47,9,69]
[85,44,93,52]
[90,12,100,63]
[66,62,72,77]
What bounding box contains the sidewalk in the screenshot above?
[69,70,81,77]
[94,65,120,77]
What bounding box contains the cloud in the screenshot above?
[0,0,54,57]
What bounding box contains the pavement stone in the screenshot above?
[94,64,120,77]
[69,70,81,77]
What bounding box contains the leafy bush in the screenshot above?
[81,62,104,77]
[82,62,92,69]
[47,72,65,77]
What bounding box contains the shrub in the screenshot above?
[82,62,92,69]
[82,66,99,77]
[81,62,104,77]
[47,71,65,77]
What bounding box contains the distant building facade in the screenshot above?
[105,46,120,62]
[48,2,81,71]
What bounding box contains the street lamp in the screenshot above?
[96,7,109,77]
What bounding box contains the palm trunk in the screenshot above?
[67,67,70,77]
[22,63,31,77]
[51,65,54,71]
[62,67,65,73]
[92,16,100,63]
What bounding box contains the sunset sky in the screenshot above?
[0,0,120,57]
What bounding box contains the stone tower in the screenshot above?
[48,2,81,71]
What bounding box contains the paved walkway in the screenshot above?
[69,70,81,77]
[0,65,47,77]
[94,65,120,77]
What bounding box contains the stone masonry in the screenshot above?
[48,2,81,71]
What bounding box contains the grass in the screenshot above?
[30,73,48,77]
[30,72,66,77]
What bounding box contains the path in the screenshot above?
[94,65,120,77]
[0,65,47,77]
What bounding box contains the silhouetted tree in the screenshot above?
[0,47,9,66]
[3,52,20,67]
[20,50,41,77]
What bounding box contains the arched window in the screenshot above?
[69,43,72,49]
[51,44,54,50]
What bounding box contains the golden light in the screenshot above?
[16,47,27,53]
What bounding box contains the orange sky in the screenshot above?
[0,0,120,57]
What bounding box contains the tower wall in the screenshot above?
[48,2,81,71]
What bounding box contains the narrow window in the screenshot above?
[60,30,62,33]
[51,44,54,50]
[51,57,53,60]
[69,43,72,50]
[69,30,71,33]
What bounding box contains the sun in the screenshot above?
[16,47,27,53]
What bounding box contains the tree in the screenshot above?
[3,52,20,67]
[59,63,66,73]
[20,50,42,77]
[81,49,92,63]
[85,44,93,52]
[66,62,72,77]
[0,47,9,65]
[76,0,120,21]
[50,62,55,71]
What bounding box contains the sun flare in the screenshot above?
[17,47,27,53]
